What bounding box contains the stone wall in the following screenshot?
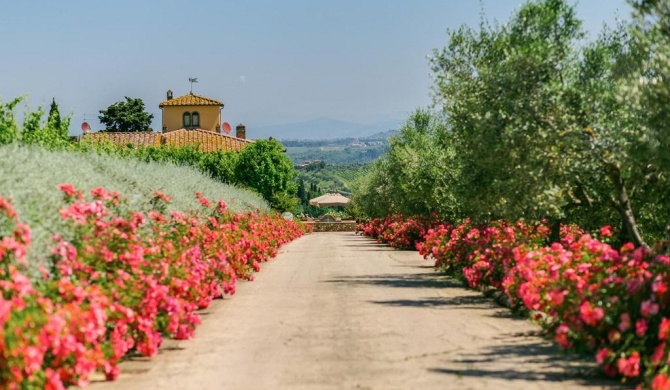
[305,221,356,232]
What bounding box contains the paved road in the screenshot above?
[91,232,625,390]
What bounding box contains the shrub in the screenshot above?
[0,186,307,388]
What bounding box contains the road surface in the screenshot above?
[90,232,625,390]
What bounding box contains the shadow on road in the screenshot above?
[371,295,498,309]
[429,334,632,389]
[323,272,459,289]
[326,266,631,389]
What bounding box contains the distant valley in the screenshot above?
[251,117,404,140]
[284,130,397,201]
[282,130,397,165]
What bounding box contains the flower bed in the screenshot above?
[359,216,670,389]
[356,214,443,250]
[0,185,308,389]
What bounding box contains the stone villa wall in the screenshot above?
[305,221,356,232]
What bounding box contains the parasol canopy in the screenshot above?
[308,193,350,207]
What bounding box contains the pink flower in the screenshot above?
[653,278,668,297]
[595,348,610,365]
[547,289,565,305]
[659,318,670,340]
[104,363,121,381]
[653,373,670,390]
[58,183,82,199]
[45,368,66,390]
[90,186,111,200]
[0,298,12,324]
[600,225,612,237]
[152,190,172,203]
[0,196,18,218]
[579,301,604,326]
[635,319,648,337]
[617,352,640,378]
[642,299,660,317]
[23,346,44,375]
[555,324,570,348]
[651,342,666,366]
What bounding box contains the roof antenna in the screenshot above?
[188,77,198,93]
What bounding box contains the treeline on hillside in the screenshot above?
[295,162,369,217]
[298,162,369,194]
[282,131,396,147]
[287,145,388,165]
[0,97,297,211]
[352,0,670,248]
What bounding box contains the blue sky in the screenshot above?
[1,0,630,135]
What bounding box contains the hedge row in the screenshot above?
[0,186,309,389]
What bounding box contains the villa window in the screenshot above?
[192,112,200,127]
[183,112,191,127]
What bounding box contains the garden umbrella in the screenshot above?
[309,193,350,207]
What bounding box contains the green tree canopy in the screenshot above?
[351,109,458,219]
[234,138,298,211]
[48,97,61,131]
[0,96,71,148]
[98,97,153,132]
[352,0,670,247]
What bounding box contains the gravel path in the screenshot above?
[90,232,626,390]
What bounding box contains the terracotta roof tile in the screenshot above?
[81,129,252,153]
[159,93,223,107]
[162,129,254,152]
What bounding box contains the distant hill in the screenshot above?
[363,129,399,140]
[252,117,403,140]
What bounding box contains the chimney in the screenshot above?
[167,89,173,100]
[236,123,246,139]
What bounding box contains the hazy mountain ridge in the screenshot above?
[252,117,403,140]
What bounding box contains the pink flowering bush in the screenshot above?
[504,235,670,386]
[358,214,442,250]
[418,219,549,289]
[0,185,308,388]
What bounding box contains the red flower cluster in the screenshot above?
[356,214,442,250]
[505,236,670,386]
[0,186,308,388]
[418,219,548,289]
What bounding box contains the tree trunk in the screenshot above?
[606,163,648,249]
[547,217,561,245]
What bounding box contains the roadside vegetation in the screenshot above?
[0,143,268,269]
[0,95,309,388]
[353,1,670,388]
[353,0,669,247]
[0,97,298,211]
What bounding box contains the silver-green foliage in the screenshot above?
[354,0,669,246]
[429,0,669,245]
[0,143,269,268]
[352,109,460,219]
[431,0,586,223]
